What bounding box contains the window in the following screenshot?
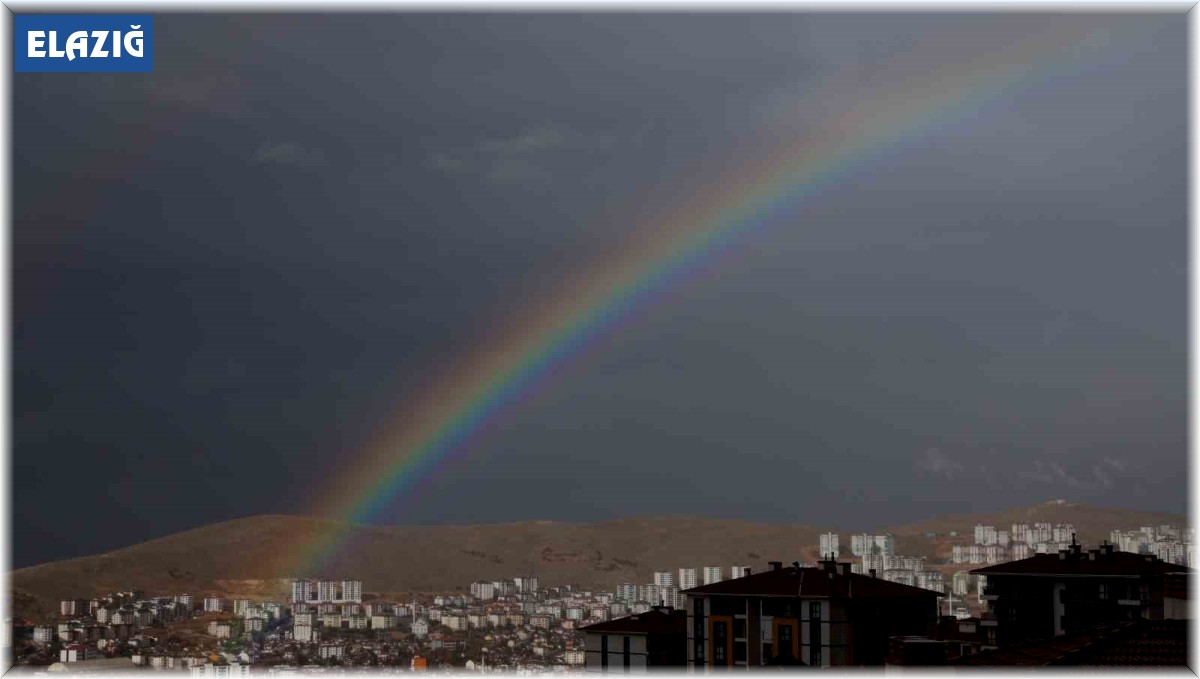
[1098,584,1108,600]
[712,620,728,665]
[733,618,746,639]
[809,603,822,667]
[778,624,793,649]
[601,635,608,669]
[623,635,630,672]
[693,599,705,664]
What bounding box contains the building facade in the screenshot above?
[684,559,938,669]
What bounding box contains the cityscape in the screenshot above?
[5,514,1191,673]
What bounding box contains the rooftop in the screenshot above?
[580,607,686,636]
[971,544,1191,578]
[684,562,939,599]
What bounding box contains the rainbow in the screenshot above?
[290,18,1126,574]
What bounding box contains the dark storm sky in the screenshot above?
[13,13,1186,568]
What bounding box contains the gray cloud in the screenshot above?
[252,141,327,168]
[11,13,1186,567]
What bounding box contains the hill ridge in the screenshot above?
[9,502,1186,622]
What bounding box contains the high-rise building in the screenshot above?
[615,584,638,602]
[819,532,840,559]
[850,534,895,557]
[730,566,751,580]
[291,581,312,603]
[702,567,723,585]
[678,568,698,590]
[638,584,660,604]
[470,582,496,600]
[317,581,338,603]
[653,571,674,587]
[514,576,539,594]
[658,585,681,608]
[340,580,363,603]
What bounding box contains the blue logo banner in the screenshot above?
[15,15,153,73]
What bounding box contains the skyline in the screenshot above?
[13,13,1187,569]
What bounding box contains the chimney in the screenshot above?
[840,563,852,576]
[869,569,877,579]
[1103,543,1115,556]
[823,560,838,574]
[768,561,782,571]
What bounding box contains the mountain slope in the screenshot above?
[9,503,1186,622]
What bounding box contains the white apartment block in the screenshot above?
[974,525,998,546]
[232,599,250,616]
[317,581,337,603]
[245,618,265,633]
[678,568,698,590]
[340,580,362,603]
[658,585,681,608]
[653,571,674,587]
[701,566,723,585]
[514,576,539,593]
[819,532,840,559]
[730,565,751,580]
[33,626,54,644]
[470,582,496,600]
[293,623,318,643]
[59,600,87,617]
[916,571,945,593]
[882,570,916,587]
[638,584,659,604]
[318,644,344,660]
[291,581,312,603]
[951,571,974,597]
[411,619,429,638]
[176,594,193,608]
[370,615,395,630]
[850,533,895,556]
[207,622,232,639]
[203,598,223,613]
[190,662,251,677]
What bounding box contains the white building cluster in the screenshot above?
[613,563,753,611]
[1110,524,1196,566]
[952,522,1078,564]
[849,533,895,557]
[289,580,362,604]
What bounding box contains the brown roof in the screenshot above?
[953,620,1189,667]
[971,550,1191,577]
[580,608,686,636]
[684,565,939,599]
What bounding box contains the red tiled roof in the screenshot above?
[971,550,1191,577]
[683,565,938,599]
[580,608,686,636]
